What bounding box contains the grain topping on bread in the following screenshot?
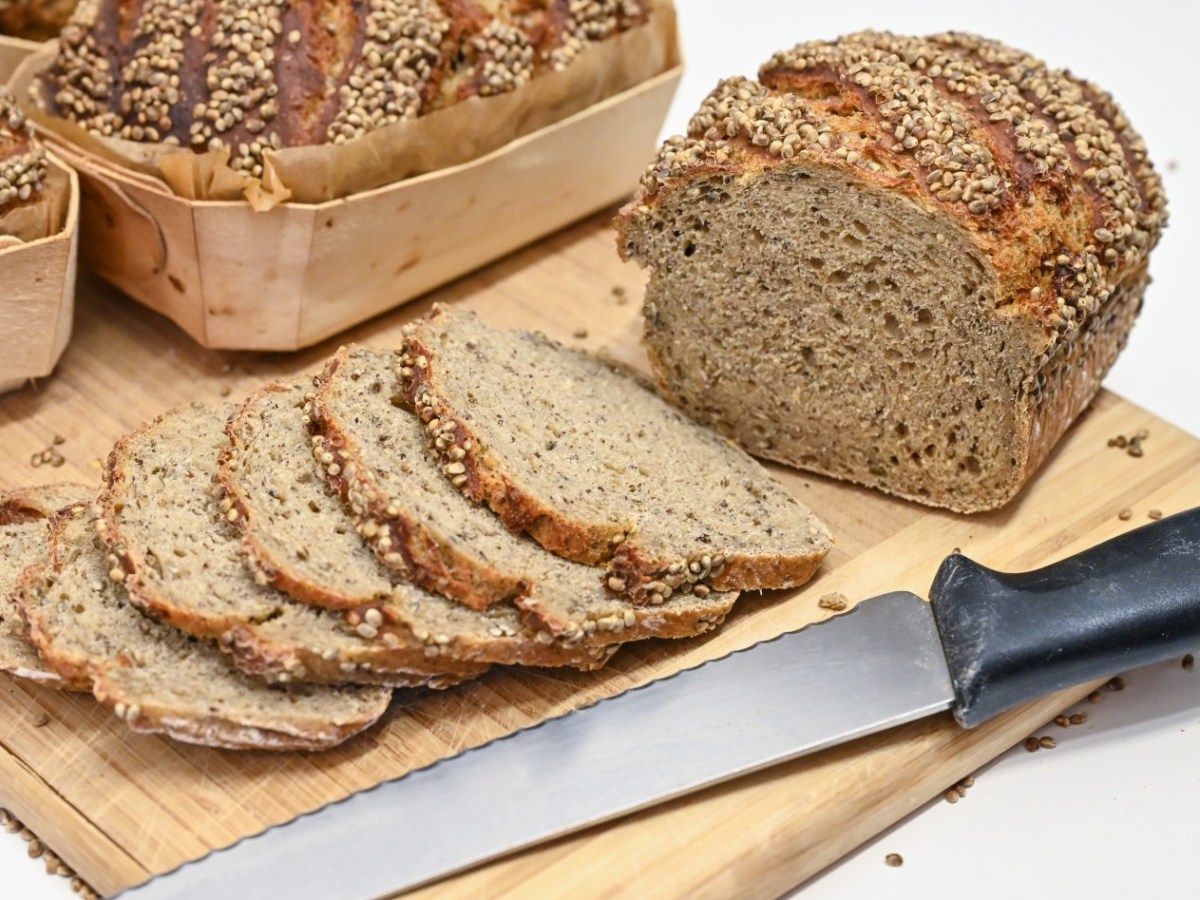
[0,88,47,218]
[0,484,92,688]
[308,345,739,638]
[617,31,1167,513]
[20,503,391,751]
[398,306,832,603]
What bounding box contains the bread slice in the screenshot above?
[19,503,392,752]
[220,381,620,672]
[1,484,93,689]
[399,306,832,604]
[96,401,488,688]
[308,346,737,641]
[616,33,1167,513]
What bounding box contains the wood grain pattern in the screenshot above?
[0,212,1194,897]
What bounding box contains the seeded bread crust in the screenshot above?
[616,32,1167,513]
[96,401,487,688]
[0,88,48,223]
[21,503,391,751]
[0,484,93,689]
[399,306,832,604]
[39,0,654,180]
[309,346,738,642]
[220,381,618,673]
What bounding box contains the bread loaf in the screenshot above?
[0,87,47,228]
[38,0,659,185]
[617,31,1167,513]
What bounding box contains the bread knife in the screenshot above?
[117,507,1200,900]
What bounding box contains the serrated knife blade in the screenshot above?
[117,508,1200,899]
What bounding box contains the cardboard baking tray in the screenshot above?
[11,28,682,351]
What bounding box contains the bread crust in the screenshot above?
[617,32,1167,513]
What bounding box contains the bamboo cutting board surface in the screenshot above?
[0,210,1196,898]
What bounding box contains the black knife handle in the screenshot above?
[930,507,1200,729]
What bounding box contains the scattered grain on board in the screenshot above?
[611,285,628,305]
[1148,509,1163,520]
[219,385,233,397]
[1054,714,1070,727]
[1069,712,1088,725]
[1039,736,1057,749]
[33,711,49,727]
[1024,737,1041,752]
[1107,676,1126,691]
[943,774,977,804]
[1117,508,1133,521]
[885,853,904,867]
[1088,689,1105,703]
[572,328,589,339]
[0,808,85,886]
[818,592,849,611]
[1183,654,1195,671]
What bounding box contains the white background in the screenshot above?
[4,1,1199,897]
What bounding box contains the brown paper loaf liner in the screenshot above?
[0,153,80,394]
[19,0,678,211]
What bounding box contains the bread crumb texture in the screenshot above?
[618,31,1167,513]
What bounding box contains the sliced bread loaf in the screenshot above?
[398,306,832,603]
[308,347,738,641]
[96,401,488,688]
[0,484,93,689]
[20,503,392,751]
[221,381,621,672]
[616,34,1167,513]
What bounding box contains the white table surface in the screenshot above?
[4,1,1198,897]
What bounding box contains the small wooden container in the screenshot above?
[16,46,681,351]
[0,155,80,394]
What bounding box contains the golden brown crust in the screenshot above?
[618,31,1167,513]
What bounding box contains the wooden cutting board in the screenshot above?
[0,210,1196,899]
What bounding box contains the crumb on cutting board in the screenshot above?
[818,592,848,611]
